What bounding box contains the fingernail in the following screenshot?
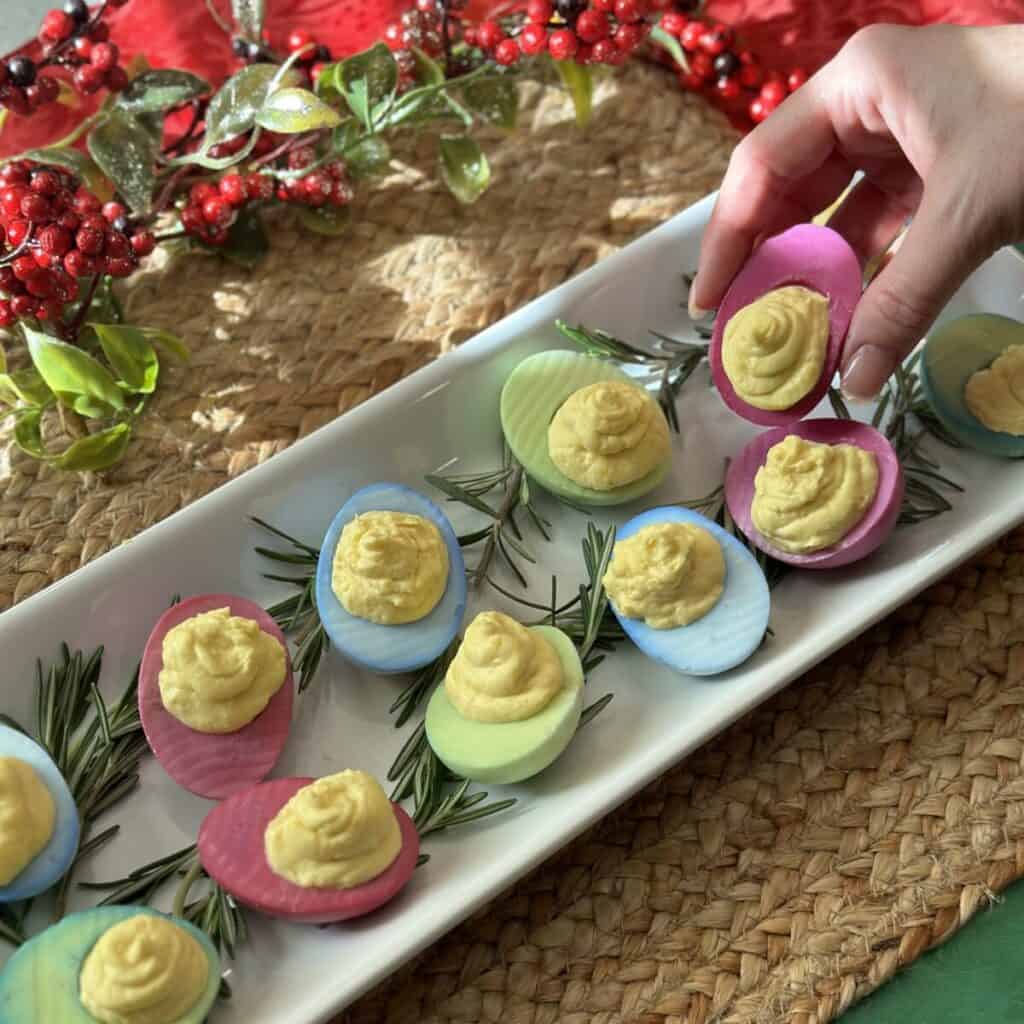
[840,345,898,402]
[688,295,710,321]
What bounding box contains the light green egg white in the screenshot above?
[0,905,221,1023]
[500,349,670,506]
[426,626,584,784]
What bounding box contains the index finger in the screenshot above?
[689,77,846,317]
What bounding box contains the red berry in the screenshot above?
[760,79,786,107]
[37,298,64,322]
[11,294,38,318]
[614,0,641,22]
[104,231,131,260]
[383,23,403,48]
[40,10,74,42]
[494,38,520,65]
[330,180,354,206]
[180,205,205,233]
[749,97,768,122]
[0,302,13,328]
[37,224,71,256]
[75,227,105,255]
[1,187,27,219]
[12,255,38,281]
[106,66,128,92]
[699,25,733,55]
[26,270,55,298]
[88,22,110,42]
[130,231,155,257]
[678,69,705,90]
[73,188,102,214]
[476,20,503,50]
[57,211,79,232]
[416,0,436,11]
[20,194,50,222]
[691,51,714,79]
[590,38,616,63]
[106,257,135,277]
[287,146,316,170]
[660,12,687,35]
[520,22,548,55]
[739,63,762,88]
[526,0,553,22]
[102,201,127,223]
[576,10,610,43]
[201,197,231,227]
[26,76,60,109]
[90,43,119,72]
[680,21,703,51]
[613,23,644,52]
[190,182,218,207]
[62,249,85,277]
[81,213,106,233]
[73,37,92,59]
[0,267,16,290]
[244,173,274,201]
[6,219,31,247]
[74,65,106,94]
[325,160,347,181]
[30,169,59,196]
[287,28,314,53]
[0,163,28,185]
[548,29,578,60]
[593,0,615,10]
[461,25,478,47]
[218,174,246,207]
[50,268,75,300]
[738,49,758,65]
[716,76,741,100]
[787,67,808,92]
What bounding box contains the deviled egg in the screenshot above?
[138,594,294,800]
[315,483,467,674]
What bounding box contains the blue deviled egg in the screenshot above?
[0,905,220,1023]
[315,483,467,673]
[0,724,79,903]
[603,506,770,676]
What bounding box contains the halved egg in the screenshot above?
[920,313,1024,458]
[425,612,584,784]
[724,418,904,569]
[604,507,771,676]
[500,349,672,506]
[138,594,295,801]
[315,483,467,674]
[198,772,419,924]
[0,724,79,902]
[710,224,862,426]
[0,906,220,1023]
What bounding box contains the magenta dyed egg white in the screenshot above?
[139,594,294,800]
[724,419,904,569]
[710,224,862,427]
[198,778,419,924]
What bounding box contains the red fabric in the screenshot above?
[1,0,1022,157]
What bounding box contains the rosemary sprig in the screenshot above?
[555,319,709,433]
[252,516,329,693]
[426,448,551,589]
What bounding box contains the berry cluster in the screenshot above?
[177,156,353,246]
[231,24,333,88]
[0,160,152,327]
[657,12,807,121]
[383,0,462,89]
[1,0,130,116]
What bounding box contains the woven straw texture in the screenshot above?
[3,61,1023,1024]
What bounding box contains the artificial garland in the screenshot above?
[0,0,807,472]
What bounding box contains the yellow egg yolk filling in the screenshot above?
[79,915,208,1024]
[445,611,564,723]
[332,510,449,625]
[0,756,55,886]
[722,285,830,410]
[602,522,725,629]
[547,380,670,491]
[158,608,286,734]
[751,435,879,554]
[965,344,1024,435]
[265,770,402,889]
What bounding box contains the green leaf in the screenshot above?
[462,77,518,131]
[53,423,132,471]
[344,136,390,178]
[297,205,350,237]
[232,0,265,41]
[216,207,270,268]
[24,326,125,416]
[255,87,341,133]
[412,48,445,86]
[13,409,46,459]
[90,324,160,394]
[339,44,398,130]
[0,368,54,407]
[136,327,189,364]
[204,64,295,149]
[20,147,110,195]
[116,70,209,115]
[87,108,158,213]
[649,24,689,71]
[554,59,593,129]
[438,135,490,204]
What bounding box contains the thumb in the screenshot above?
[839,191,985,401]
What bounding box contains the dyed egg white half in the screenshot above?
[500,349,670,507]
[724,418,904,569]
[0,724,79,903]
[608,507,771,676]
[315,483,467,674]
[0,906,220,1023]
[920,313,1024,458]
[425,626,584,784]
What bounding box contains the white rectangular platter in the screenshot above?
[3,193,1024,1024]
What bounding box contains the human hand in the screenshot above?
[689,24,1024,400]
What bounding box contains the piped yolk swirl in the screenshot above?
[965,345,1024,435]
[0,756,55,886]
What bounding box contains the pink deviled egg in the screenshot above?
[139,594,294,800]
[197,773,419,924]
[724,418,904,569]
[710,224,861,426]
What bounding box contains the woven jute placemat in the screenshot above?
[3,61,1023,1024]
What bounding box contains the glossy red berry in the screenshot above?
[244,173,274,201]
[613,23,644,53]
[202,197,232,227]
[760,79,786,107]
[787,67,808,91]
[659,12,687,35]
[103,231,131,260]
[106,67,129,92]
[2,187,27,219]
[526,0,553,22]
[590,38,616,63]
[739,62,762,88]
[690,51,714,79]
[677,69,705,90]
[102,201,126,223]
[130,231,155,257]
[494,38,520,65]
[0,163,28,185]
[0,302,14,328]
[716,76,741,100]
[37,224,71,256]
[699,25,733,55]
[189,182,218,207]
[614,0,641,22]
[749,97,768,123]
[416,0,437,11]
[287,28,314,53]
[6,219,31,247]
[20,194,51,222]
[548,28,578,60]
[57,211,79,232]
[180,205,205,233]
[75,226,105,255]
[218,174,246,206]
[680,21,703,51]
[11,295,39,318]
[476,21,503,50]
[73,36,92,59]
[106,257,135,277]
[74,65,106,94]
[12,256,38,281]
[88,22,110,41]
[287,146,316,170]
[330,180,354,206]
[40,9,74,42]
[37,298,65,322]
[26,271,55,298]
[576,10,610,43]
[520,22,548,55]
[383,23,404,48]
[90,43,119,72]
[81,213,107,234]
[30,169,60,196]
